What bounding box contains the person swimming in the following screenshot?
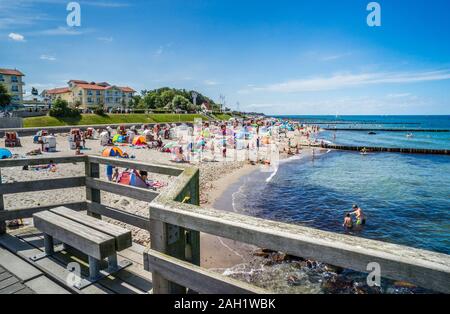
[343,213,353,229]
[350,204,366,225]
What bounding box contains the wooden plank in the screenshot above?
[150,202,450,294]
[0,202,86,221]
[1,281,26,294]
[1,177,86,195]
[144,249,266,294]
[0,276,18,290]
[24,276,70,294]
[87,202,150,230]
[50,206,132,251]
[85,161,101,219]
[0,272,12,281]
[85,177,158,203]
[0,156,86,168]
[14,287,34,294]
[33,211,116,260]
[0,246,42,281]
[88,155,184,176]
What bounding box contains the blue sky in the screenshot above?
[1,0,449,114]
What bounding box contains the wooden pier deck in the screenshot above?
[0,225,152,294]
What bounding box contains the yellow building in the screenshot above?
[44,80,135,110]
[0,68,25,108]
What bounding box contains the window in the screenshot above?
[87,90,93,96]
[87,97,93,103]
[0,74,3,81]
[11,76,18,82]
[78,91,82,96]
[115,91,119,96]
[96,98,101,103]
[115,97,121,103]
[12,95,20,102]
[96,90,101,96]
[11,85,19,92]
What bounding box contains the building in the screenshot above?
[0,68,25,109]
[43,80,136,110]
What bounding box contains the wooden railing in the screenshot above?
[1,155,449,294]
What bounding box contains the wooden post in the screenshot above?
[149,218,187,294]
[186,169,200,267]
[85,161,101,219]
[149,168,201,294]
[0,168,5,234]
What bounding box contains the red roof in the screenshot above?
[76,83,108,90]
[118,86,135,93]
[46,87,70,94]
[0,68,24,76]
[68,80,88,84]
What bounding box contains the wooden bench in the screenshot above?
[32,207,132,289]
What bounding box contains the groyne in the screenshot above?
[323,128,450,132]
[316,143,450,155]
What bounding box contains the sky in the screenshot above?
[1,0,449,115]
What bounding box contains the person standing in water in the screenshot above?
[343,213,353,229]
[350,204,366,225]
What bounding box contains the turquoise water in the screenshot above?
[233,151,450,254]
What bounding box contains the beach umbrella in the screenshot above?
[132,136,147,146]
[0,148,12,159]
[102,147,125,157]
[163,142,179,149]
[113,134,123,143]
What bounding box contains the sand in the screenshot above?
[2,127,317,270]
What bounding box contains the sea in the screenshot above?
[215,115,450,294]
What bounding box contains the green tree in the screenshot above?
[49,98,80,118]
[0,84,12,110]
[31,87,39,96]
[172,95,192,111]
[160,90,176,108]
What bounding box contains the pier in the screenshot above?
[314,143,450,155]
[1,156,449,294]
[323,128,450,132]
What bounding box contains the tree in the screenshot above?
[49,98,80,118]
[160,90,176,108]
[0,84,12,110]
[31,87,39,96]
[172,95,192,111]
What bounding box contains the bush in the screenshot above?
[49,98,80,118]
[93,104,106,116]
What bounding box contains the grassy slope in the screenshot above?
[23,114,208,128]
[213,114,233,121]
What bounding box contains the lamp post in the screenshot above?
[191,91,198,108]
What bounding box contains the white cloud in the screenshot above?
[154,46,164,57]
[243,70,450,93]
[386,93,411,98]
[97,36,113,42]
[320,52,352,62]
[40,54,56,61]
[34,26,85,36]
[8,32,25,41]
[204,80,218,86]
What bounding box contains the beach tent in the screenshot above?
[112,134,126,143]
[0,148,12,159]
[118,170,148,188]
[102,147,125,157]
[132,136,147,146]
